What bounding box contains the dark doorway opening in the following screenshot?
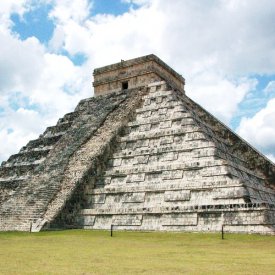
[122,81,128,90]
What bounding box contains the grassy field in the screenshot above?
[0,230,274,274]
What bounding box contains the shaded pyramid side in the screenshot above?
[0,108,80,204]
[51,81,275,234]
[0,88,147,231]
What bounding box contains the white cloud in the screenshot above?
[49,0,92,24]
[122,0,151,5]
[264,81,275,94]
[48,0,166,64]
[266,154,275,164]
[0,31,45,93]
[0,0,29,30]
[0,2,92,163]
[187,73,257,124]
[47,0,275,76]
[0,108,46,162]
[0,23,88,116]
[237,98,275,157]
[48,24,65,51]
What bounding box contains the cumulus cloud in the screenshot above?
[0,107,46,161]
[160,0,275,75]
[0,32,45,93]
[47,0,275,100]
[264,81,275,94]
[0,0,29,29]
[237,98,275,159]
[187,73,258,124]
[0,1,92,162]
[49,0,92,24]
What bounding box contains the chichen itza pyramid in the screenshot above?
[0,54,274,234]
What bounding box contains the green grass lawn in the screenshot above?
[0,230,274,274]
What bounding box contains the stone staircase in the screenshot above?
[0,110,78,204]
[0,88,146,231]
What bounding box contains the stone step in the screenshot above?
[135,109,190,126]
[136,100,182,113]
[129,112,193,127]
[24,134,63,150]
[0,163,38,178]
[216,150,246,167]
[143,89,174,99]
[74,97,97,112]
[114,141,215,158]
[118,127,206,143]
[0,178,24,189]
[125,122,197,137]
[75,92,127,112]
[57,111,79,125]
[246,186,275,201]
[43,122,72,137]
[104,159,226,177]
[81,202,273,216]
[108,151,217,168]
[89,180,244,195]
[142,92,177,107]
[226,162,265,181]
[19,145,53,154]
[4,149,50,166]
[126,118,196,135]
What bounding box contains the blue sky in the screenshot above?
[0,0,275,162]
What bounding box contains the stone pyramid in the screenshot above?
[0,54,274,234]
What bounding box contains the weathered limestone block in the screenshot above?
[160,120,172,129]
[87,215,112,229]
[135,155,149,164]
[138,123,151,132]
[164,190,191,201]
[162,170,183,180]
[126,173,145,183]
[213,187,249,200]
[79,215,96,226]
[223,211,266,225]
[112,215,143,226]
[160,136,174,145]
[162,213,197,226]
[90,194,106,204]
[135,139,149,148]
[122,192,145,203]
[111,175,126,185]
[162,152,179,162]
[108,158,122,167]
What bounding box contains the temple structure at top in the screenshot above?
[93,54,185,96]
